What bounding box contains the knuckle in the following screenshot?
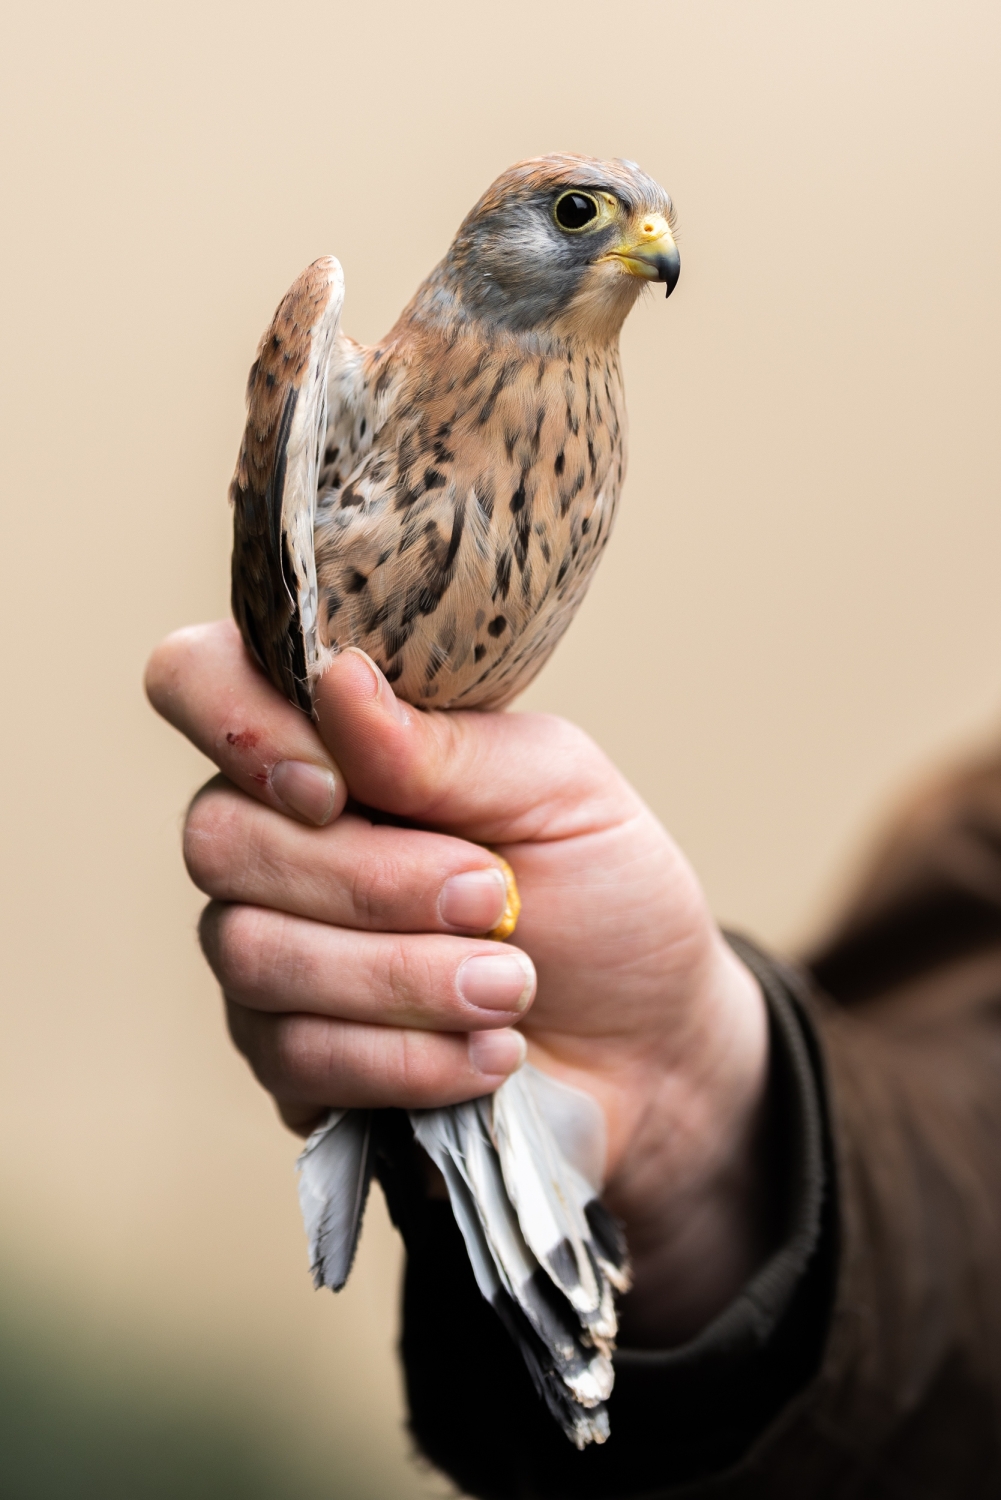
[223,999,253,1062]
[142,645,172,713]
[381,935,425,1014]
[539,711,599,766]
[394,1029,430,1096]
[233,1012,294,1093]
[205,904,274,995]
[392,1028,458,1105]
[345,860,378,927]
[143,626,203,712]
[268,1014,323,1090]
[347,847,406,926]
[183,788,244,895]
[418,714,461,814]
[197,900,224,972]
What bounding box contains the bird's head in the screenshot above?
[420,153,679,345]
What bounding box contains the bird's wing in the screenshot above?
[230,256,356,711]
[296,1108,374,1291]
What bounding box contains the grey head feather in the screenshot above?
[413,153,672,335]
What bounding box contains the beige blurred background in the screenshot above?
[1,0,999,1493]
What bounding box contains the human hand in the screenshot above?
[146,621,771,1346]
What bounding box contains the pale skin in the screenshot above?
[146,621,773,1348]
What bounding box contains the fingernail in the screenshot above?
[468,1028,527,1078]
[270,760,338,826]
[457,952,535,1012]
[439,868,508,932]
[343,648,409,723]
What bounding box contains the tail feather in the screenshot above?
[412,1097,614,1446]
[519,1067,632,1295]
[410,1106,505,1307]
[296,1109,373,1291]
[490,1073,613,1340]
[295,1075,629,1448]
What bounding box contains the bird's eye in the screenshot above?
[554,192,600,231]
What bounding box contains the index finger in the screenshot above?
[145,620,347,827]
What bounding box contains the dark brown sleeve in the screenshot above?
[757,743,1001,1495]
[809,741,1001,1007]
[761,963,1001,1496]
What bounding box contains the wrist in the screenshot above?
[604,938,773,1347]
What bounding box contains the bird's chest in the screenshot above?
[473,345,627,586]
[314,340,627,707]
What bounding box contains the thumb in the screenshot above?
[313,648,627,844]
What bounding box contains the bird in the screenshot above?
[229,153,680,1447]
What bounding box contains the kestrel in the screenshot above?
[231,153,678,717]
[229,154,679,1446]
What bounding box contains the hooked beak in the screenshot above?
[602,211,681,298]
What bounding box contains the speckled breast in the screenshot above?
[313,329,628,710]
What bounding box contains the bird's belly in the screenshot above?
[315,465,621,711]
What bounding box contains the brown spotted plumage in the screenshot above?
[231,154,679,713]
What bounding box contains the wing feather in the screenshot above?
[230,256,351,709]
